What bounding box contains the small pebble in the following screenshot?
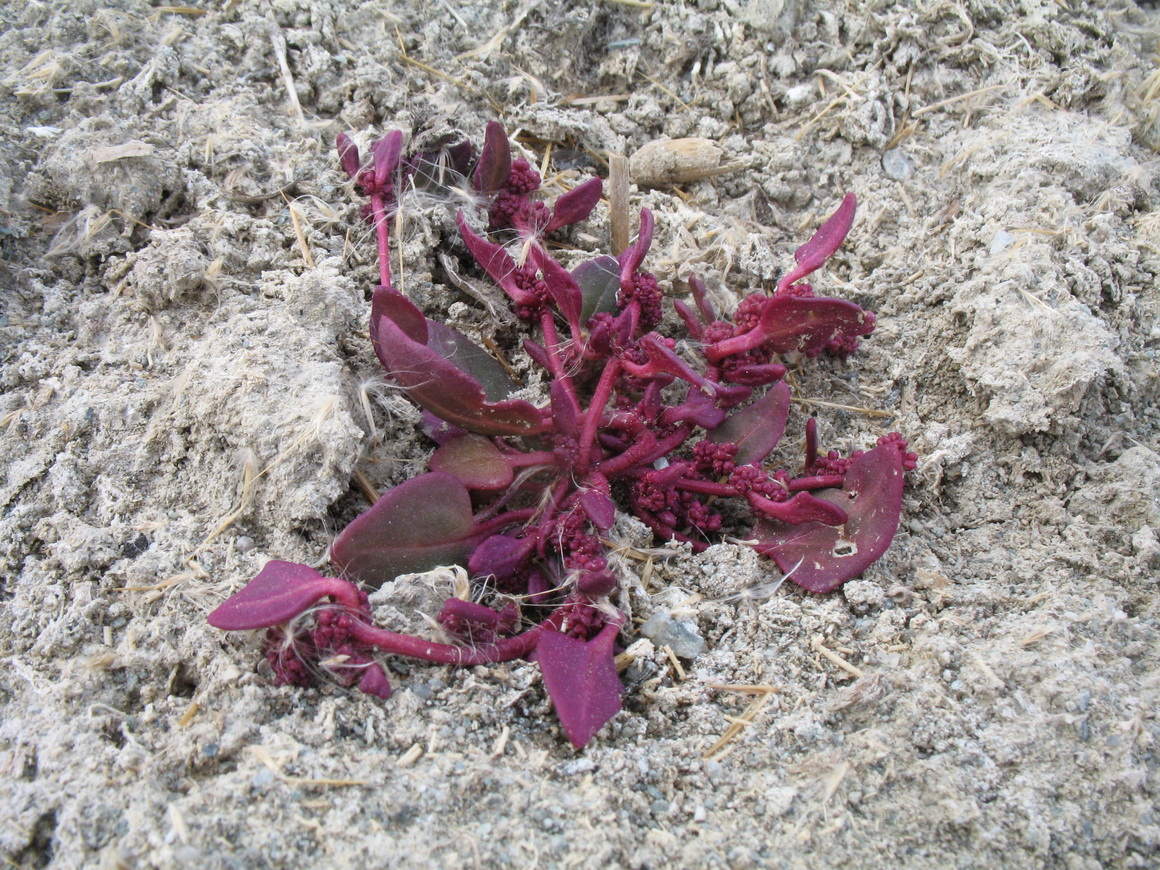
[236,535,256,553]
[881,148,914,181]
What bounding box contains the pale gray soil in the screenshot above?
[2,1,1159,867]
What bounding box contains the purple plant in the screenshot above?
[209,123,916,748]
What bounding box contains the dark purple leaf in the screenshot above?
[429,434,514,490]
[371,284,428,344]
[358,664,392,699]
[336,133,360,179]
[473,120,512,193]
[457,213,538,309]
[573,255,621,321]
[752,444,905,594]
[688,274,715,323]
[550,379,581,438]
[674,300,703,341]
[757,295,875,356]
[536,623,623,749]
[709,381,791,466]
[546,177,603,232]
[523,338,553,372]
[207,560,342,631]
[373,310,545,436]
[658,386,728,429]
[331,472,492,586]
[700,295,874,364]
[421,410,467,445]
[621,334,719,395]
[531,246,583,336]
[438,598,520,644]
[426,319,517,402]
[373,130,405,191]
[468,534,535,579]
[777,193,856,293]
[579,486,616,530]
[720,362,789,387]
[618,208,655,289]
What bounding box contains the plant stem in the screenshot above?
[575,359,622,477]
[370,193,392,287]
[350,608,568,665]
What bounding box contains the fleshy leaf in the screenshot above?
[752,444,905,594]
[429,434,514,490]
[536,623,623,749]
[468,534,535,579]
[457,213,536,308]
[758,296,875,356]
[331,472,491,586]
[706,295,874,362]
[618,208,655,290]
[574,255,621,321]
[371,284,427,344]
[709,381,791,466]
[373,310,545,436]
[579,486,616,530]
[473,120,512,193]
[777,193,856,294]
[546,177,603,232]
[358,664,392,699]
[426,319,517,402]
[207,560,342,631]
[531,246,583,336]
[336,133,360,179]
[372,130,404,190]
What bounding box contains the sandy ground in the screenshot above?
[2,0,1159,867]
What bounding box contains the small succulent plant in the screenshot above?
[209,122,915,748]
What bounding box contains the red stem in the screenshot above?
[788,474,845,492]
[804,417,818,473]
[349,608,568,665]
[370,193,392,287]
[575,359,622,476]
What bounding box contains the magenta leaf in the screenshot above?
[372,130,404,190]
[574,255,621,321]
[579,485,616,530]
[373,309,545,436]
[758,295,875,356]
[207,561,345,631]
[550,379,580,438]
[531,246,583,336]
[371,284,428,343]
[331,472,492,586]
[546,177,603,232]
[358,664,392,700]
[429,434,514,490]
[752,444,905,594]
[468,534,535,579]
[426,319,517,402]
[457,213,538,309]
[473,120,512,193]
[777,193,856,293]
[536,623,623,749]
[618,208,655,289]
[709,381,791,466]
[336,133,361,179]
[708,296,875,363]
